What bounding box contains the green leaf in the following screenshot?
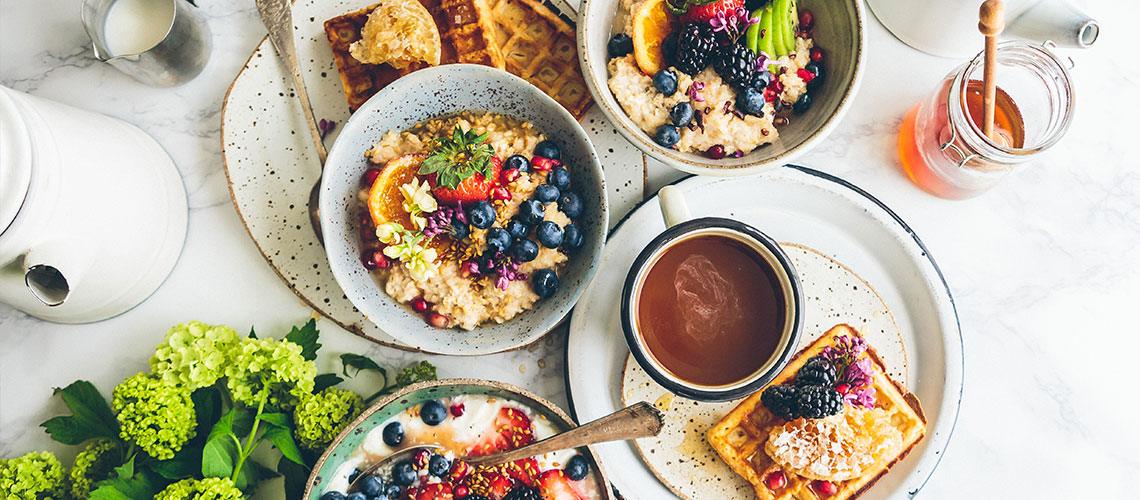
[191,386,223,436]
[262,425,306,467]
[340,353,386,378]
[313,373,343,392]
[201,432,240,479]
[257,412,291,429]
[284,319,321,361]
[148,449,200,480]
[235,458,279,492]
[366,361,438,402]
[89,461,160,500]
[40,380,119,445]
[278,455,311,500]
[206,409,236,442]
[233,410,255,438]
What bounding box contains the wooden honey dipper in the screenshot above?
[979,0,1005,141]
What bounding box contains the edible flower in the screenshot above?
[755,50,775,72]
[375,221,404,245]
[709,7,760,41]
[399,178,438,230]
[423,204,467,239]
[493,258,528,290]
[687,81,706,102]
[822,335,877,408]
[383,230,439,281]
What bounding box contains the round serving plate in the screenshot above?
[221,0,645,351]
[567,167,962,500]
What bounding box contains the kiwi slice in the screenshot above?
[771,0,788,57]
[783,0,799,54]
[757,7,774,56]
[745,8,764,54]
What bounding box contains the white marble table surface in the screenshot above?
[2,0,1137,498]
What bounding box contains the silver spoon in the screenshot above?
[256,0,328,244]
[347,402,664,492]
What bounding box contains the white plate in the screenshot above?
[220,0,644,350]
[567,167,962,500]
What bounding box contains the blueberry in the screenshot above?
[466,201,495,230]
[535,221,564,248]
[534,184,560,204]
[391,460,416,487]
[736,87,765,115]
[506,154,530,172]
[449,222,470,240]
[359,476,384,496]
[486,227,512,254]
[652,69,678,96]
[532,269,559,298]
[670,102,694,127]
[345,492,366,500]
[558,192,583,218]
[348,468,363,485]
[547,167,571,191]
[562,224,583,250]
[420,400,447,426]
[517,199,545,225]
[803,62,824,92]
[535,140,561,160]
[792,93,812,114]
[321,492,345,500]
[751,70,772,91]
[507,220,530,240]
[381,422,403,447]
[607,33,634,58]
[654,125,680,147]
[383,484,401,498]
[512,239,540,262]
[427,454,450,477]
[564,455,589,481]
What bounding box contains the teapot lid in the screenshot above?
[0,87,32,235]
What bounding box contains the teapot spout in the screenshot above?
[25,265,69,306]
[1007,0,1099,49]
[22,242,92,307]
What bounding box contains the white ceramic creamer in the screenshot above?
[0,86,187,323]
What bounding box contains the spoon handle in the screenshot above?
[464,402,664,467]
[256,0,328,164]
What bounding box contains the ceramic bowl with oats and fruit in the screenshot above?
[579,0,864,175]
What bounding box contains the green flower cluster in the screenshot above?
[292,388,364,451]
[151,321,241,389]
[225,338,316,410]
[0,451,68,500]
[154,477,244,500]
[68,439,122,499]
[112,372,197,460]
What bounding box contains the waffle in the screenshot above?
[323,0,592,118]
[707,325,926,500]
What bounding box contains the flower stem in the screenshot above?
[231,388,268,482]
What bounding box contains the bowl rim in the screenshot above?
[302,378,615,500]
[575,0,866,177]
[318,63,609,355]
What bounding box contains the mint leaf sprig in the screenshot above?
[418,126,495,189]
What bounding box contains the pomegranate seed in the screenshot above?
[531,156,558,171]
[449,460,471,481]
[492,186,512,201]
[769,79,784,93]
[413,449,431,468]
[799,10,814,30]
[810,47,824,62]
[450,403,466,417]
[428,313,448,328]
[453,484,469,498]
[361,167,381,186]
[764,470,787,490]
[460,261,480,276]
[500,168,520,184]
[406,486,418,499]
[812,480,838,497]
[361,250,379,270]
[411,297,429,313]
[764,87,778,102]
[797,68,816,83]
[836,383,850,394]
[705,145,726,159]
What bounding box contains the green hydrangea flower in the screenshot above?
[292,388,364,451]
[0,451,68,500]
[151,321,241,389]
[69,439,123,499]
[154,477,244,500]
[112,372,197,460]
[225,338,316,410]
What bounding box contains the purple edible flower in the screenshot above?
[422,206,454,238]
[845,386,877,409]
[493,258,528,290]
[318,118,337,139]
[687,81,706,102]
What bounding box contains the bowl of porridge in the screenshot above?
[320,64,608,355]
[578,0,865,176]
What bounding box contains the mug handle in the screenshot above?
[658,185,690,228]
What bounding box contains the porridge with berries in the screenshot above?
[606,0,825,157]
[357,112,586,331]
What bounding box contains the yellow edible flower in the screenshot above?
[375,221,404,245]
[399,178,437,230]
[383,233,439,282]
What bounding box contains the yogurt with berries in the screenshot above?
[321,395,603,500]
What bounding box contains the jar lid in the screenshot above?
[0,87,32,235]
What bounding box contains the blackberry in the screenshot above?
[712,43,756,89]
[761,384,800,421]
[503,487,541,500]
[796,386,844,419]
[675,23,716,75]
[795,356,837,387]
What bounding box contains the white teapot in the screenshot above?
[0,86,187,323]
[867,0,1099,58]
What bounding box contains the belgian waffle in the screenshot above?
[323,0,592,118]
[707,325,926,500]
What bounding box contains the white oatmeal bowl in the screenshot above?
[578,0,866,176]
[320,64,608,355]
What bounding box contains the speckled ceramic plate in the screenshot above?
[566,168,963,500]
[303,379,614,500]
[619,244,907,500]
[221,0,644,351]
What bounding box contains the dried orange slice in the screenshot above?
[350,0,442,68]
[631,0,678,75]
[367,153,426,231]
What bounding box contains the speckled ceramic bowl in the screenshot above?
[577,0,865,176]
[320,65,608,355]
[302,379,614,500]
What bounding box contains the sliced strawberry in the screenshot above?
[506,458,540,488]
[537,470,588,500]
[678,0,744,25]
[463,470,513,500]
[430,156,502,205]
[415,483,453,500]
[471,406,536,456]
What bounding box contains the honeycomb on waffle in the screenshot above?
[707,324,926,500]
